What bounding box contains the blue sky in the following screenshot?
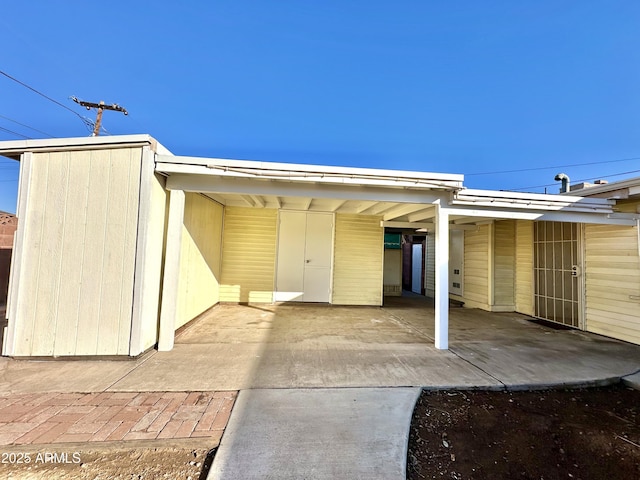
[1,1,639,213]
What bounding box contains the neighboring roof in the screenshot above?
[0,134,171,160]
[0,211,17,249]
[568,176,640,200]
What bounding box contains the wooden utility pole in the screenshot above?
[71,97,128,136]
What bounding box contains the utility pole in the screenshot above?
[70,97,128,136]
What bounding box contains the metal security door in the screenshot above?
[534,222,583,328]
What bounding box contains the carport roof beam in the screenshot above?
[156,155,464,190]
[165,173,450,205]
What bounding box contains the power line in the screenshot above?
[0,126,31,139]
[0,69,84,119]
[0,114,54,138]
[466,156,640,176]
[508,169,640,192]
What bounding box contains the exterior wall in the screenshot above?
[383,249,402,296]
[176,194,223,328]
[10,148,142,356]
[514,220,535,316]
[461,224,490,309]
[332,214,383,305]
[132,170,169,354]
[220,207,277,303]
[584,207,640,345]
[493,220,515,309]
[425,234,436,297]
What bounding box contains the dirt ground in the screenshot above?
[407,384,640,480]
[0,445,215,480]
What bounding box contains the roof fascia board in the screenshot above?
[157,162,460,190]
[156,154,464,185]
[165,172,449,205]
[0,134,164,157]
[450,199,613,214]
[444,206,637,226]
[458,188,614,206]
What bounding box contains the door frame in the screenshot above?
[274,210,335,303]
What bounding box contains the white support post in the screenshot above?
[434,201,450,350]
[158,189,185,351]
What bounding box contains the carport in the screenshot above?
[153,153,632,353]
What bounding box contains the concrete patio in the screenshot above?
[1,295,639,479]
[2,295,640,394]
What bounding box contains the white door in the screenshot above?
[275,211,306,301]
[302,213,333,302]
[411,244,422,294]
[275,211,333,302]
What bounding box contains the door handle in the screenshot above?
[306,259,311,263]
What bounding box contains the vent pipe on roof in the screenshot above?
[554,173,570,193]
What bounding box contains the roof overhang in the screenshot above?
[0,134,170,160]
[156,154,638,227]
[156,154,465,190]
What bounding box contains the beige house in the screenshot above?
[0,135,637,358]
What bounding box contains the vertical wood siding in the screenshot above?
[514,220,535,316]
[462,225,489,307]
[332,214,383,305]
[493,220,516,308]
[584,217,640,345]
[12,148,142,356]
[176,194,223,327]
[138,173,168,351]
[220,207,277,303]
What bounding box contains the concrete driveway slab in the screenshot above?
[109,342,498,391]
[0,356,149,394]
[450,327,640,389]
[208,387,420,480]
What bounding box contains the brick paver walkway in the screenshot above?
[0,391,237,445]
